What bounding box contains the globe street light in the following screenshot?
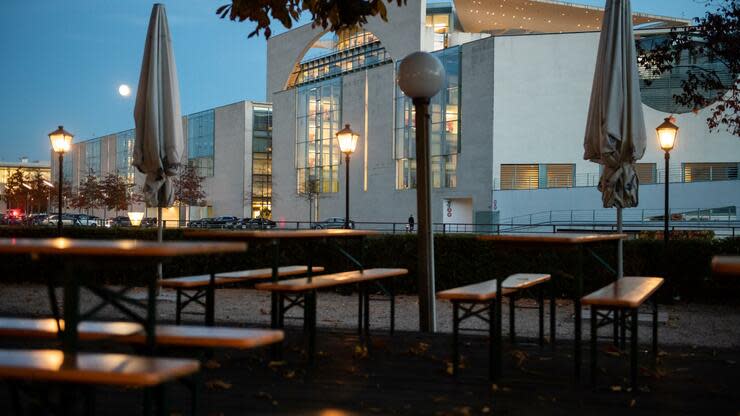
[336,124,359,229]
[397,51,446,332]
[656,117,678,246]
[49,126,73,235]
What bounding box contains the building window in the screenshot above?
[638,34,732,114]
[499,164,575,190]
[635,163,657,184]
[426,12,452,51]
[395,46,460,190]
[62,154,74,181]
[188,110,215,177]
[683,162,739,182]
[252,106,272,217]
[288,29,391,88]
[84,139,101,176]
[296,78,342,194]
[116,129,136,182]
[500,164,539,190]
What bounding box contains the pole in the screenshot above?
[664,151,670,246]
[617,207,623,279]
[157,206,163,284]
[344,153,351,229]
[57,153,63,236]
[413,97,436,332]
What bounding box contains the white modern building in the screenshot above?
[51,100,272,222]
[266,0,740,227]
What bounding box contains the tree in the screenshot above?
[297,174,320,223]
[50,180,74,212]
[174,164,206,207]
[3,168,27,211]
[217,0,407,38]
[100,173,134,217]
[638,1,740,136]
[74,170,104,214]
[28,171,51,214]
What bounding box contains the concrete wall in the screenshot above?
[491,31,740,191]
[494,180,740,222]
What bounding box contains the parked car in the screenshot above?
[44,214,79,227]
[108,216,132,227]
[75,214,101,227]
[208,216,240,228]
[311,217,355,229]
[28,214,49,226]
[227,218,252,229]
[187,217,212,228]
[248,218,276,230]
[141,217,158,228]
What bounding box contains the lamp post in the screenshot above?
[656,117,679,246]
[22,183,32,219]
[49,126,73,235]
[397,51,446,332]
[336,124,359,229]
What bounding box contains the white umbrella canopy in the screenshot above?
[133,3,183,208]
[584,0,647,210]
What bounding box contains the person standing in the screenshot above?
[407,214,415,232]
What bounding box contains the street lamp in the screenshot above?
[49,126,73,235]
[656,117,678,246]
[397,51,445,332]
[336,124,359,229]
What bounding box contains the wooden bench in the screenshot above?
[712,255,740,278]
[160,265,324,325]
[255,268,408,361]
[0,318,284,350]
[0,349,199,415]
[581,276,664,390]
[436,273,552,378]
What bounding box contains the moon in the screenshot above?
[118,84,131,97]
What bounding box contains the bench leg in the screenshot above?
[508,294,516,345]
[620,309,627,350]
[204,274,215,326]
[590,306,598,385]
[630,308,638,391]
[389,278,396,336]
[652,298,658,367]
[277,294,284,329]
[538,285,544,348]
[357,284,363,335]
[363,283,370,338]
[550,279,556,351]
[612,310,619,347]
[175,290,182,325]
[307,290,317,364]
[452,302,459,377]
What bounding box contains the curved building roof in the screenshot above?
[454,0,689,35]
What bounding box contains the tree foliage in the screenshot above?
[3,168,27,211]
[638,1,740,136]
[217,0,407,38]
[100,174,134,215]
[72,170,104,213]
[174,164,206,206]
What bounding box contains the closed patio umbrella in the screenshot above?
[584,0,647,278]
[133,3,183,215]
[133,4,183,284]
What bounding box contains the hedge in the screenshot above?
[0,226,738,303]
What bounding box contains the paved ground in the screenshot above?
[0,285,738,414]
[0,284,738,348]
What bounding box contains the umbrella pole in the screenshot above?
[617,207,623,279]
[157,206,163,291]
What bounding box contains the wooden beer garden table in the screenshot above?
[182,229,381,333]
[0,238,247,354]
[711,256,740,278]
[477,233,627,380]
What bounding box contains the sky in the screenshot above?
[0,0,714,162]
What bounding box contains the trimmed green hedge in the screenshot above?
[1,226,738,303]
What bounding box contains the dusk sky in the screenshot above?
[0,0,713,162]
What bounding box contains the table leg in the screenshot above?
[452,302,459,377]
[62,263,79,355]
[146,265,158,353]
[574,245,584,382]
[270,239,281,360]
[205,273,215,326]
[493,278,503,380]
[307,290,317,364]
[550,279,556,350]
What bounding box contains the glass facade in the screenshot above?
[296,78,342,194]
[638,34,733,114]
[116,129,136,182]
[395,46,460,190]
[289,29,391,88]
[683,162,739,182]
[187,110,215,177]
[84,139,101,176]
[62,154,73,181]
[426,10,452,51]
[251,106,272,218]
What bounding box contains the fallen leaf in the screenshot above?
[629,399,636,407]
[283,370,296,379]
[268,360,287,368]
[610,385,622,392]
[205,379,232,390]
[354,344,369,359]
[481,406,491,414]
[604,345,622,357]
[204,360,221,370]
